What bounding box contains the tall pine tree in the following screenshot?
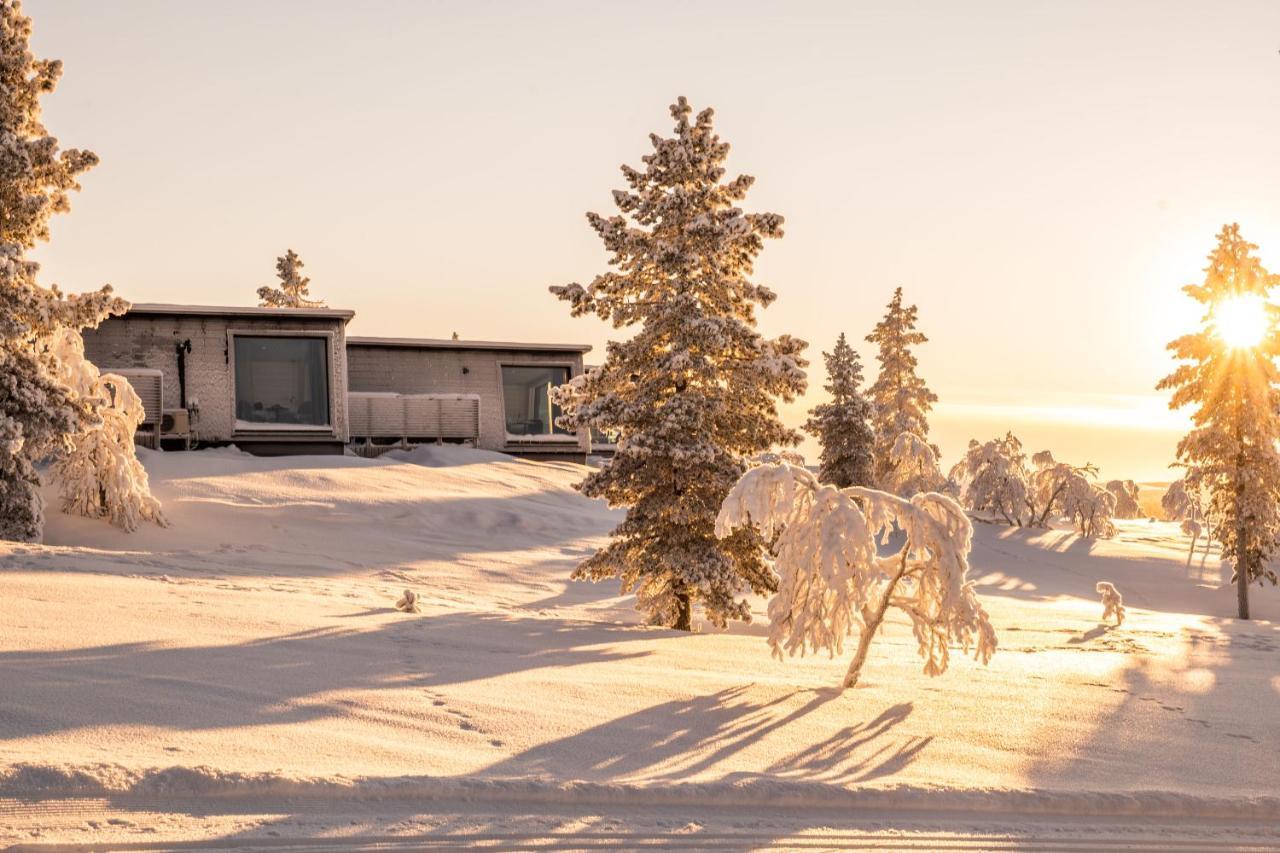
[0,0,123,541]
[866,287,938,492]
[803,333,874,487]
[551,97,808,630]
[1157,223,1280,619]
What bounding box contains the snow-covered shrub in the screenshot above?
[1161,478,1194,521]
[257,249,324,308]
[1060,478,1117,539]
[1096,581,1126,626]
[881,431,944,498]
[395,589,421,613]
[1158,224,1280,619]
[549,97,808,630]
[1105,479,1144,519]
[0,2,125,542]
[803,333,874,488]
[952,433,1031,526]
[48,330,166,531]
[866,288,939,491]
[716,463,997,689]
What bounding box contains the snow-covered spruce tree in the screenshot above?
[50,330,166,531]
[1157,224,1280,620]
[951,433,1031,526]
[0,0,124,542]
[716,463,996,688]
[1105,479,1144,519]
[257,249,323,308]
[866,287,938,492]
[803,333,874,488]
[550,97,808,630]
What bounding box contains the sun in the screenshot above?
[1213,293,1269,349]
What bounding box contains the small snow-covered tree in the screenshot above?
[866,287,938,490]
[1096,581,1126,626]
[1161,478,1194,521]
[952,433,1031,526]
[49,329,166,531]
[716,463,996,688]
[550,97,808,630]
[1106,479,1143,519]
[1060,476,1117,538]
[1157,223,1280,620]
[1027,451,1099,527]
[881,431,943,497]
[803,332,874,488]
[0,0,124,542]
[257,249,324,308]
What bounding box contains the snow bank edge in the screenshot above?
[3,764,1277,822]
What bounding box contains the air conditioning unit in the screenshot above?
[106,369,163,426]
[161,409,190,435]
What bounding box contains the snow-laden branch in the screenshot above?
[716,463,996,688]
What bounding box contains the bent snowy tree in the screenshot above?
[716,463,996,689]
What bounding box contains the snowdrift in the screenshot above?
[2,448,1277,845]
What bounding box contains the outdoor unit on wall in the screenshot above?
[161,409,190,436]
[105,368,163,427]
[348,392,480,443]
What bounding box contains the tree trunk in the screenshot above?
[843,553,909,689]
[673,587,692,631]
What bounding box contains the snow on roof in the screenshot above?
[125,303,356,321]
[348,335,592,354]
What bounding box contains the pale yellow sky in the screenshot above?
[25,0,1280,481]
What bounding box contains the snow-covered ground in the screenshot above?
[2,448,1278,849]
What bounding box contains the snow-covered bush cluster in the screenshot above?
[1105,479,1144,519]
[1159,224,1280,619]
[549,97,808,630]
[946,440,1117,538]
[49,330,167,532]
[716,462,997,688]
[257,249,324,308]
[0,0,135,542]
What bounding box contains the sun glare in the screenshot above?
[1213,293,1269,350]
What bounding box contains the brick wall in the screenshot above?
[83,313,349,443]
[347,345,586,452]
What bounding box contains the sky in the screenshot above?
[24,0,1280,482]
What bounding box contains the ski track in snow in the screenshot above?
[1,446,1277,848]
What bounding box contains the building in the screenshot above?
[346,336,591,463]
[81,303,353,455]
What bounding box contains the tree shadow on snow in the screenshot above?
[0,612,651,742]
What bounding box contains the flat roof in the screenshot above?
[348,335,592,354]
[125,303,356,321]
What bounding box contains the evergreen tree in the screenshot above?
[803,333,874,488]
[551,97,808,630]
[0,0,124,542]
[866,287,938,491]
[257,249,323,308]
[1157,223,1280,619]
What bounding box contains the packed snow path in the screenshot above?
[1,448,1276,847]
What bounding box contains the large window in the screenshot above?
[502,365,572,437]
[234,336,330,427]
